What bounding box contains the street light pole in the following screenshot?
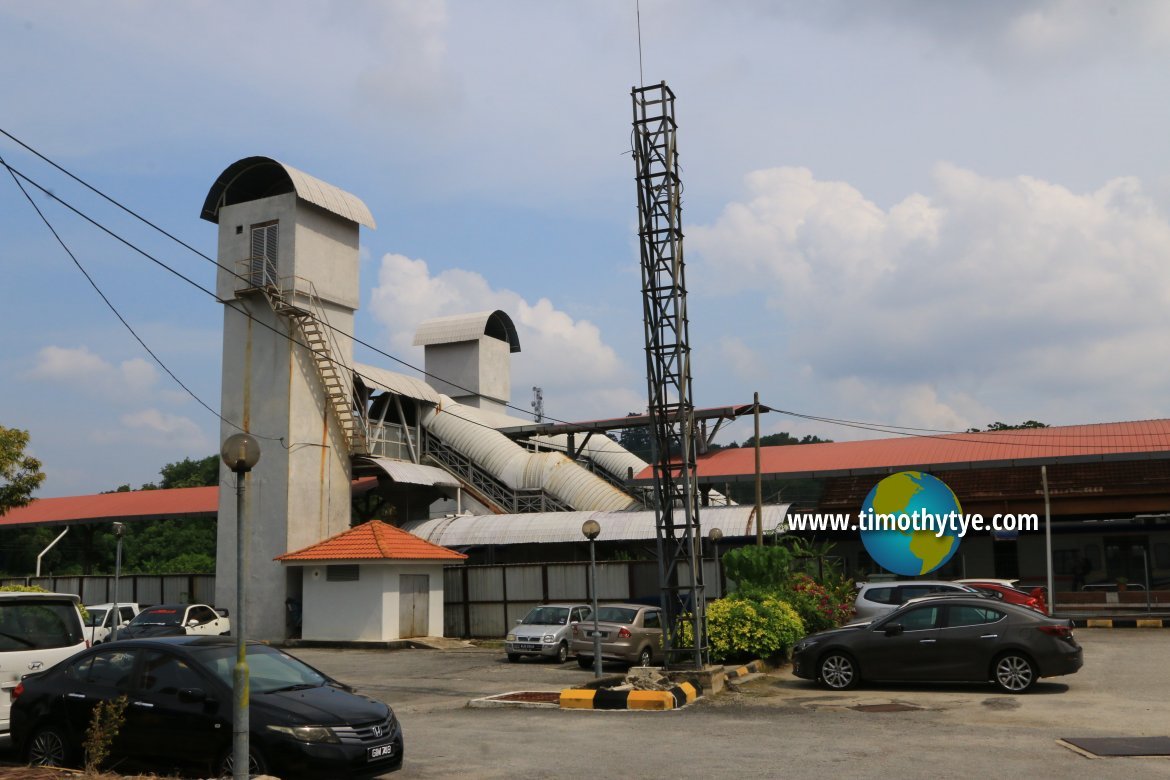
[582,520,602,678]
[111,522,124,642]
[221,433,261,780]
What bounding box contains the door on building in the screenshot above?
[1104,536,1150,587]
[399,574,430,638]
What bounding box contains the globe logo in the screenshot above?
[860,471,963,576]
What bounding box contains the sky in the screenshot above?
[3,1,1170,498]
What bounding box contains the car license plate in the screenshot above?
[368,743,394,761]
[516,643,540,651]
[587,630,605,638]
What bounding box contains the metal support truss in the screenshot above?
[631,81,707,669]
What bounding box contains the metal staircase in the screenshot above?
[242,255,368,455]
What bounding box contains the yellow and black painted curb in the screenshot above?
[1072,617,1170,629]
[559,681,702,710]
[725,661,764,680]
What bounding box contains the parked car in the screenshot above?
[570,603,663,669]
[116,604,229,639]
[504,604,590,663]
[12,636,403,778]
[961,582,1047,613]
[0,592,87,747]
[853,581,978,620]
[83,603,141,645]
[793,595,1083,693]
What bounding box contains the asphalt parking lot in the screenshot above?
[2,630,1166,778]
[289,628,1170,780]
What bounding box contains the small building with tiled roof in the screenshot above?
[276,520,466,643]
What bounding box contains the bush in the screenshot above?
[780,573,854,633]
[678,596,805,663]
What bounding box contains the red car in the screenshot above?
[964,581,1047,613]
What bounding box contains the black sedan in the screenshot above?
[11,636,403,778]
[792,596,1083,693]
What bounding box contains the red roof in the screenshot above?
[0,486,218,528]
[276,520,467,562]
[635,418,1170,482]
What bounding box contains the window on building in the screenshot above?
[326,565,360,582]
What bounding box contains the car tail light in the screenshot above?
[11,683,23,702]
[1038,625,1072,640]
[1026,598,1041,610]
[618,627,632,639]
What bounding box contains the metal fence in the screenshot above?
[0,573,217,607]
[443,560,723,638]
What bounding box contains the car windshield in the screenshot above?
[522,607,569,625]
[84,608,109,628]
[191,644,330,694]
[596,607,637,624]
[130,608,184,626]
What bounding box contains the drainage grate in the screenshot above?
[484,691,562,704]
[1062,737,1170,757]
[850,703,922,713]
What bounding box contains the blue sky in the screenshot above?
[4,1,1170,497]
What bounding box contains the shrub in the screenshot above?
[85,694,127,773]
[781,573,853,633]
[679,596,805,663]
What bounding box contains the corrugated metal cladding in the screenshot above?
[401,504,791,547]
[355,363,440,405]
[547,566,589,601]
[412,310,521,352]
[363,457,459,488]
[505,567,543,601]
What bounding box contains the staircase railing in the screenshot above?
[239,257,367,455]
[425,437,571,514]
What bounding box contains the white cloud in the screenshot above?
[690,164,1170,430]
[367,253,641,420]
[26,346,158,399]
[116,409,208,449]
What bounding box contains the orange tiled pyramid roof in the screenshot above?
[276,520,467,562]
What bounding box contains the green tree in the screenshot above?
[157,455,220,489]
[967,421,1048,433]
[616,412,653,461]
[0,426,45,516]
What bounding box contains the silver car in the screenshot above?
[853,581,977,620]
[505,604,591,663]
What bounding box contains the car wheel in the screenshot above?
[993,652,1036,693]
[27,725,73,767]
[577,655,592,669]
[218,744,269,778]
[507,653,522,663]
[818,651,858,690]
[637,646,653,668]
[555,642,569,664]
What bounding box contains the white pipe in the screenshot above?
[36,527,70,578]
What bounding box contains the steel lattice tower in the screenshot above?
[631,82,707,669]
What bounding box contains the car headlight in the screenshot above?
[506,633,516,642]
[543,634,555,643]
[266,724,340,744]
[793,637,821,654]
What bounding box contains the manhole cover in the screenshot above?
[484,691,561,704]
[850,703,922,713]
[1062,737,1170,757]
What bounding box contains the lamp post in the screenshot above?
[582,519,602,678]
[221,433,261,780]
[708,527,723,598]
[110,522,125,642]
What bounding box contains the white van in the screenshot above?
[0,592,87,744]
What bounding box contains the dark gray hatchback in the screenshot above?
[792,596,1083,693]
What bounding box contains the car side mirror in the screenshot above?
[178,688,207,704]
[187,619,200,628]
[884,624,904,637]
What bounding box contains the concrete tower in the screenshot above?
[201,157,375,641]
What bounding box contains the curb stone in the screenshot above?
[559,681,702,710]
